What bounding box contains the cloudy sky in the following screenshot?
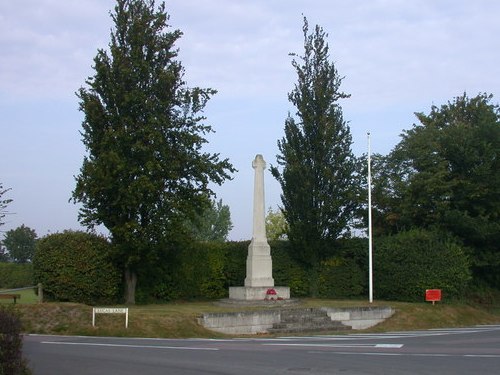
[1,0,499,240]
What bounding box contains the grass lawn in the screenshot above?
[0,288,39,305]
[11,297,500,339]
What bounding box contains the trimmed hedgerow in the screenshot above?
[33,231,120,305]
[135,238,370,302]
[0,263,33,289]
[318,256,365,298]
[270,240,309,297]
[137,241,247,303]
[374,229,471,302]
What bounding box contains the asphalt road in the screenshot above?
[23,325,500,375]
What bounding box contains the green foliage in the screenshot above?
[465,280,500,306]
[318,257,365,298]
[223,241,248,288]
[0,307,31,375]
[135,238,371,302]
[0,182,12,229]
[33,231,120,304]
[265,207,288,241]
[121,234,386,303]
[373,93,500,288]
[187,198,233,242]
[374,229,471,302]
[270,18,361,295]
[0,263,33,289]
[270,240,309,297]
[3,225,37,263]
[138,241,247,303]
[72,0,234,303]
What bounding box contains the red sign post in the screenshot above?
[425,289,442,305]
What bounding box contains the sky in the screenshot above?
[1,0,499,241]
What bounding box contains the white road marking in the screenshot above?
[277,326,500,341]
[41,341,219,351]
[375,344,404,348]
[310,351,500,358]
[263,343,404,349]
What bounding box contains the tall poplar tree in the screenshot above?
[271,18,360,294]
[73,0,234,304]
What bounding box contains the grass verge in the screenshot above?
[14,297,500,338]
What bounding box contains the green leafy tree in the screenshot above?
[0,183,12,229]
[375,93,500,288]
[358,152,410,236]
[188,198,233,242]
[265,207,288,241]
[270,18,361,295]
[3,225,37,263]
[72,0,234,304]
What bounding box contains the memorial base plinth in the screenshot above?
[229,286,290,301]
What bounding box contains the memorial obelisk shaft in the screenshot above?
[228,154,289,301]
[245,154,274,287]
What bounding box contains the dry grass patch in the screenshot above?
[14,299,500,338]
[367,302,500,332]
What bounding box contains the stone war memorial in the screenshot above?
[229,154,290,301]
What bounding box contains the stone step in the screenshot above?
[272,320,348,329]
[280,309,329,318]
[269,321,350,334]
[268,308,352,334]
[280,315,333,324]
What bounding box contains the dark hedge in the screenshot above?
[374,229,471,301]
[33,231,120,305]
[0,263,33,289]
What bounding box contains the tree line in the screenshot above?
[1,0,498,303]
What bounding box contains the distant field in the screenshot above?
[0,287,38,305]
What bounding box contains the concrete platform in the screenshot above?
[229,286,290,301]
[215,298,301,307]
[199,306,394,334]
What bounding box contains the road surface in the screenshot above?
[23,325,500,374]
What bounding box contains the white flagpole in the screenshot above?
[367,132,373,303]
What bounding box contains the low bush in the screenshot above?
[33,231,120,305]
[136,238,371,302]
[374,229,471,302]
[318,256,365,298]
[0,307,31,374]
[139,241,247,303]
[271,241,309,297]
[0,263,33,289]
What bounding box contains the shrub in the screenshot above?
[137,241,242,303]
[318,256,365,298]
[374,229,471,302]
[33,231,120,305]
[271,241,309,297]
[172,241,229,300]
[138,240,290,302]
[0,307,31,374]
[0,263,33,289]
[223,241,247,288]
[136,238,370,302]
